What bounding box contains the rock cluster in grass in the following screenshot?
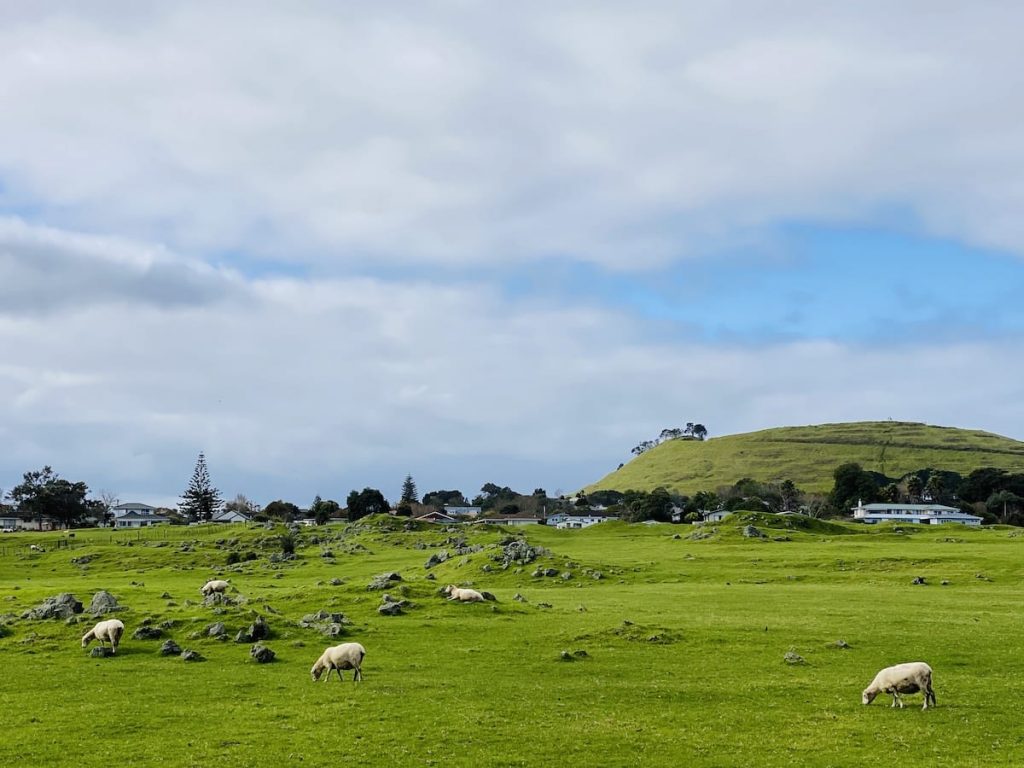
[235,616,270,643]
[160,639,182,656]
[133,626,164,640]
[89,591,123,615]
[250,643,275,663]
[22,593,83,620]
[742,525,768,539]
[378,594,409,616]
[424,551,449,569]
[181,649,203,662]
[90,646,114,658]
[367,572,402,590]
[784,651,806,665]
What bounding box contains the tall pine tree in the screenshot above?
[400,474,418,505]
[180,452,223,522]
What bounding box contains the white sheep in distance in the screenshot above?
[443,584,485,602]
[200,579,230,596]
[81,619,125,655]
[311,642,366,682]
[862,662,936,709]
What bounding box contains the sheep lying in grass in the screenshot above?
[81,619,125,655]
[444,584,485,602]
[310,642,366,682]
[862,662,936,709]
[200,579,230,596]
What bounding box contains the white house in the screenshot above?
[111,502,159,519]
[415,510,461,525]
[212,509,252,524]
[700,510,732,523]
[547,510,620,529]
[851,501,983,526]
[1,516,19,532]
[115,512,171,528]
[479,512,544,527]
[443,505,482,519]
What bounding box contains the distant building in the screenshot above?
[700,510,731,523]
[851,501,982,526]
[478,512,544,527]
[111,502,159,519]
[415,510,461,525]
[114,512,171,528]
[211,509,252,524]
[546,510,620,529]
[443,505,482,519]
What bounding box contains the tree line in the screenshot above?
[631,423,708,456]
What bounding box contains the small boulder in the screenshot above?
[22,593,84,620]
[912,576,927,585]
[250,643,276,663]
[89,591,122,615]
[742,525,767,539]
[206,622,227,638]
[513,593,527,603]
[132,626,163,640]
[367,572,402,590]
[90,646,114,658]
[159,639,182,656]
[378,602,403,616]
[784,651,805,665]
[181,649,203,662]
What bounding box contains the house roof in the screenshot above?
[113,502,156,510]
[212,510,251,521]
[117,512,170,522]
[857,503,961,513]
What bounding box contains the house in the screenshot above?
[414,510,461,525]
[547,510,620,529]
[851,501,983,526]
[114,512,171,528]
[478,512,544,527]
[17,517,58,531]
[211,509,252,524]
[1,516,20,532]
[111,502,159,519]
[700,510,731,523]
[443,505,482,520]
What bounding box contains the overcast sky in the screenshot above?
[2,2,1023,509]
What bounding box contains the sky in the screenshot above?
[2,2,1023,509]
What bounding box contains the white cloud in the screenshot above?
[1,219,1021,503]
[0,3,1022,267]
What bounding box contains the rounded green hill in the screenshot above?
[586,421,1024,495]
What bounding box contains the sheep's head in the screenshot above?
[862,688,878,705]
[311,665,323,681]
[81,634,91,648]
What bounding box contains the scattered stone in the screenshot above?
[912,576,927,585]
[590,571,604,580]
[941,579,950,586]
[367,572,402,590]
[203,592,234,607]
[672,534,682,540]
[160,592,173,599]
[425,572,436,581]
[159,639,182,656]
[329,578,343,586]
[89,591,122,615]
[784,651,805,665]
[831,640,851,649]
[513,593,527,602]
[22,593,84,620]
[559,650,573,661]
[132,626,163,640]
[90,646,114,658]
[572,649,589,658]
[322,623,346,638]
[71,555,93,565]
[206,622,227,638]
[250,647,276,663]
[543,568,559,578]
[181,649,203,662]
[561,572,573,581]
[378,602,403,616]
[742,525,767,539]
[247,616,270,641]
[481,564,492,573]
[480,591,498,602]
[536,602,552,609]
[424,551,450,569]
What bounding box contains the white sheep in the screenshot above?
[862,662,936,709]
[444,584,485,602]
[200,579,230,596]
[30,544,44,552]
[310,642,366,682]
[81,619,125,655]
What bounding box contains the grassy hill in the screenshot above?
[3,516,1024,766]
[586,421,1024,495]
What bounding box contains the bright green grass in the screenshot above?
[2,515,1024,767]
[587,420,1024,495]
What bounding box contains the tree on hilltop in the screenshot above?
[179,452,223,523]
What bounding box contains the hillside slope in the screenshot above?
[585,421,1024,495]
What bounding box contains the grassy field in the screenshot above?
[586,421,1024,495]
[2,514,1024,767]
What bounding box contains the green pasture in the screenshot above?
[587,420,1024,494]
[1,514,1023,767]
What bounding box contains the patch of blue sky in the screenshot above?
[497,225,1024,344]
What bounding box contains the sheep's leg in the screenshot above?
[353,667,362,682]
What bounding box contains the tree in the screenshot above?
[263,500,300,522]
[224,494,260,517]
[309,495,340,525]
[905,475,924,504]
[422,489,469,508]
[179,452,223,522]
[400,475,418,506]
[987,490,1024,525]
[10,466,93,528]
[924,474,945,503]
[631,440,656,456]
[779,480,802,511]
[829,463,879,514]
[97,489,120,526]
[691,424,708,441]
[346,488,389,521]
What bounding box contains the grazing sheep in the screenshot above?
[310,642,366,682]
[444,584,485,603]
[30,544,44,552]
[862,662,936,709]
[200,579,230,596]
[81,619,125,655]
